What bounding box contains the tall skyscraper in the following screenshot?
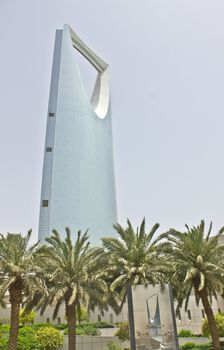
[38,24,117,242]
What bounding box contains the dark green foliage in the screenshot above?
[115,321,130,342]
[64,305,89,323]
[0,326,40,350]
[202,314,224,337]
[181,343,212,350]
[0,324,10,333]
[0,325,62,350]
[0,336,8,350]
[30,323,54,330]
[107,342,123,350]
[55,321,114,330]
[64,324,100,336]
[178,329,194,337]
[19,309,36,325]
[82,321,114,329]
[181,342,196,350]
[54,323,67,330]
[195,344,212,349]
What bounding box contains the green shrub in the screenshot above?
[64,324,100,336]
[78,325,100,336]
[181,342,196,350]
[54,323,67,330]
[76,306,89,322]
[115,321,129,342]
[194,344,212,350]
[202,313,224,337]
[107,342,123,350]
[0,326,40,350]
[18,326,35,335]
[64,305,89,322]
[0,336,8,350]
[94,321,114,328]
[31,323,54,330]
[17,333,40,350]
[35,327,63,350]
[178,329,194,337]
[19,309,36,325]
[0,324,10,334]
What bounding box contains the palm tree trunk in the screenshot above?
[199,289,220,350]
[8,285,22,350]
[66,302,76,350]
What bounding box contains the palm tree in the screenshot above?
[102,219,170,350]
[37,228,108,350]
[102,219,168,298]
[160,221,224,350]
[0,231,42,350]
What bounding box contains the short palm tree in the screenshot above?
[102,219,168,303]
[38,228,108,350]
[0,231,41,350]
[160,221,224,350]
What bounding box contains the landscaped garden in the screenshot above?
[1,220,224,350]
[0,320,116,349]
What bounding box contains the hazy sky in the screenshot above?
[1,0,224,242]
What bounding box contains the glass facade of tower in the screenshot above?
[38,25,117,242]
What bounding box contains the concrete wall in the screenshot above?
[90,291,224,335]
[58,336,123,350]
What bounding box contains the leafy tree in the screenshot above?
[160,221,224,350]
[37,228,108,350]
[0,231,42,350]
[19,309,36,325]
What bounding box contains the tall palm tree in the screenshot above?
[102,219,168,298]
[0,231,42,350]
[37,228,108,350]
[160,221,224,350]
[102,219,169,350]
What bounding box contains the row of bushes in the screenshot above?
[0,322,118,350]
[108,342,130,350]
[0,325,129,350]
[55,321,114,330]
[181,342,212,350]
[0,325,63,350]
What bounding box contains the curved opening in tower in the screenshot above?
[69,26,109,119]
[74,48,98,102]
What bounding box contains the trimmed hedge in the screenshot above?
[178,329,194,337]
[181,343,196,350]
[64,324,100,336]
[181,343,212,350]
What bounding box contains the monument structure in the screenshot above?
[38,24,117,242]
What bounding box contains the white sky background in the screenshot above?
[1,0,224,243]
